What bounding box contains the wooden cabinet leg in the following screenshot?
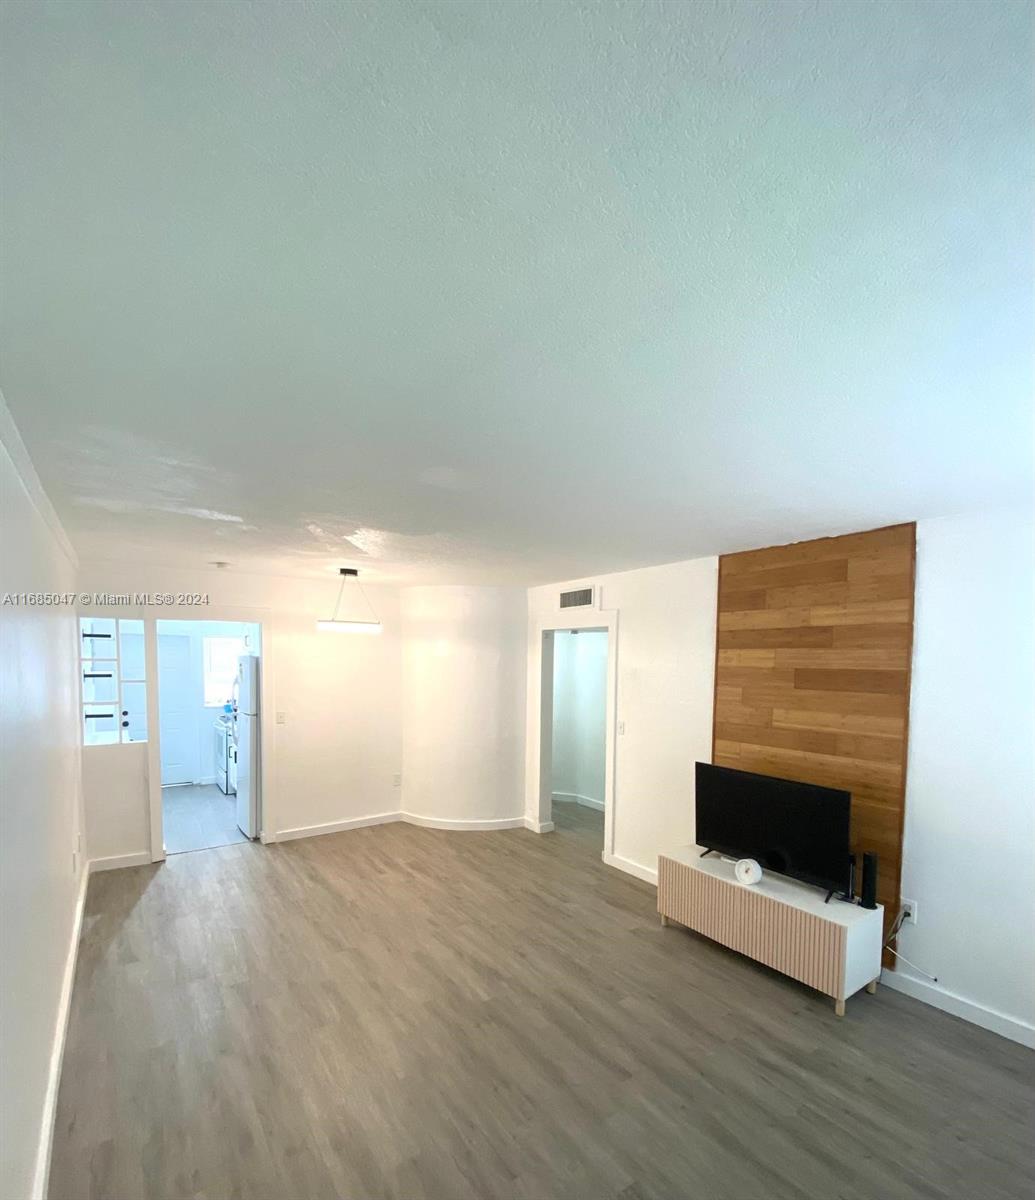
[834,999,846,1017]
[866,979,878,995]
[660,913,669,927]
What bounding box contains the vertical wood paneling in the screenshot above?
[712,524,915,962]
[659,858,847,998]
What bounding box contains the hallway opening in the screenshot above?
[156,619,261,854]
[549,628,608,849]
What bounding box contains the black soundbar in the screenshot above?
[860,851,878,909]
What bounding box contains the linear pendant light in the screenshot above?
[316,568,382,634]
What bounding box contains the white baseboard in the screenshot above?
[275,811,531,842]
[275,812,402,842]
[31,864,88,1200]
[524,818,554,833]
[88,851,152,873]
[602,851,658,886]
[552,792,605,811]
[881,969,1035,1049]
[402,813,526,831]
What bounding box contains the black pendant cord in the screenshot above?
[329,573,348,621]
[327,568,379,624]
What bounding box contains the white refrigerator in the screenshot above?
[234,654,261,838]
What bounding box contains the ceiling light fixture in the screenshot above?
[316,568,382,634]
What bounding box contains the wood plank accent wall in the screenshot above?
[711,523,916,960]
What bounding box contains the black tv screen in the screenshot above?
[695,762,851,894]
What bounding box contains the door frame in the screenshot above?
[145,608,273,861]
[526,606,618,860]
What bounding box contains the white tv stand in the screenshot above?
[658,847,883,1016]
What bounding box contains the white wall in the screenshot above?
[551,630,608,806]
[74,563,404,846]
[894,508,1035,1044]
[401,587,527,825]
[82,743,151,867]
[0,406,83,1200]
[528,558,719,875]
[75,570,531,845]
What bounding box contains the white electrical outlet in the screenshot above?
[901,898,918,926]
[617,720,626,735]
[276,711,287,725]
[393,773,402,788]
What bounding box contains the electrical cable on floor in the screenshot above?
[885,946,938,982]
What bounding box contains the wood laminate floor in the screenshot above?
[51,805,1034,1200]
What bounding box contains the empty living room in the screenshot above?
[1,2,1032,1198]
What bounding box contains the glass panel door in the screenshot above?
[82,664,118,704]
[78,616,148,745]
[120,680,148,742]
[119,619,146,680]
[118,619,147,743]
[80,616,116,660]
[83,704,119,745]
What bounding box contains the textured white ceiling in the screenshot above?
[1,0,1031,584]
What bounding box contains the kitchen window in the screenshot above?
[80,617,147,745]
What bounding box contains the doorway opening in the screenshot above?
[156,619,262,854]
[548,628,608,851]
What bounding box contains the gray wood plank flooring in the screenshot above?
[50,804,1035,1200]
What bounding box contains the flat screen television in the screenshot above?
[695,762,852,895]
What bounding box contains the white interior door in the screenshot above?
[158,634,198,785]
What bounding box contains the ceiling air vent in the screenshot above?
[559,587,594,610]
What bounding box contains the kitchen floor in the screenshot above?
[162,783,247,854]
